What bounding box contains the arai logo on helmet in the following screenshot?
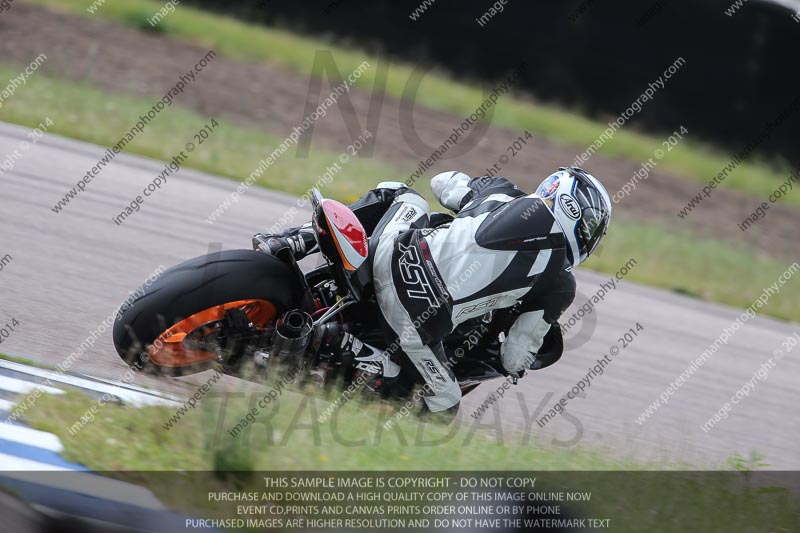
[558,194,581,220]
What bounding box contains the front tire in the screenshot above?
[113,249,304,376]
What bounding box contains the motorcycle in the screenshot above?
[113,189,562,402]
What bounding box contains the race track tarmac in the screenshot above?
[1,122,797,468]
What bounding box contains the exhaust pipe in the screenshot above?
[270,310,313,359]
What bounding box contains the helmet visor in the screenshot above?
[578,206,608,256]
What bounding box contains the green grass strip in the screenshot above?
[27,0,800,206]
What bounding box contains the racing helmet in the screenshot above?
[534,167,612,267]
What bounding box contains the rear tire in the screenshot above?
[113,249,304,376]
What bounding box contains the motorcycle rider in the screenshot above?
[254,167,612,417]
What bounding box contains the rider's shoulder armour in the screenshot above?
[474,195,567,253]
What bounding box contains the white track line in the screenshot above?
[0,423,63,452]
[0,452,73,471]
[0,360,179,407]
[0,375,64,396]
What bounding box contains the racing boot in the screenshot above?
[318,324,401,395]
[252,223,318,259]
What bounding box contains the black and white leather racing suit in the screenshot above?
[258,173,576,414]
[364,173,575,412]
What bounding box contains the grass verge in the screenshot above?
[0,66,399,205]
[1,67,797,322]
[28,0,800,206]
[20,390,800,532]
[24,389,640,471]
[0,353,45,368]
[592,213,799,323]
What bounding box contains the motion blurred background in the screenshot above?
[0,0,800,469]
[2,0,798,322]
[1,1,800,528]
[195,0,800,160]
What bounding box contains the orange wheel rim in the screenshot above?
[148,299,276,368]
